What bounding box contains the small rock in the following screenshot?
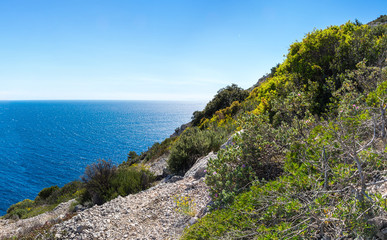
[76,225,90,233]
[193,167,207,179]
[368,216,387,230]
[377,227,387,240]
[188,217,198,225]
[166,175,183,183]
[73,204,85,212]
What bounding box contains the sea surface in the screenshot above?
[0,100,204,215]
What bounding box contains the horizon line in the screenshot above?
[0,99,207,102]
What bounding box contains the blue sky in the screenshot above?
[0,0,385,101]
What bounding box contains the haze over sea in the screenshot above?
[0,100,204,215]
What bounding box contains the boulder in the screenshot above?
[184,152,217,179]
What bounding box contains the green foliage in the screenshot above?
[6,199,34,216]
[108,164,154,198]
[167,127,229,175]
[206,110,309,208]
[5,181,83,220]
[43,181,84,204]
[80,160,155,205]
[206,144,255,208]
[191,110,205,126]
[126,151,139,165]
[139,137,176,163]
[183,21,387,239]
[187,97,385,238]
[256,22,387,116]
[37,186,59,200]
[192,84,249,126]
[81,159,117,205]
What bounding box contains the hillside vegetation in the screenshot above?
[180,21,387,239]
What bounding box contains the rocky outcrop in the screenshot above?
[0,199,76,239]
[145,154,169,178]
[184,152,217,179]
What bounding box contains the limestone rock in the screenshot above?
[145,154,169,178]
[184,152,217,179]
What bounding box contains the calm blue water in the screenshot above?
[0,100,204,215]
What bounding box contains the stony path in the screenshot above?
[52,177,211,240]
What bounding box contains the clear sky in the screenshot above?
[0,0,386,101]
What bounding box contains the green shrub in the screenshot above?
[11,208,28,219]
[126,151,140,165]
[206,113,298,208]
[4,181,84,220]
[37,185,59,200]
[5,199,35,219]
[167,127,228,175]
[192,84,249,126]
[6,199,34,215]
[38,186,59,200]
[183,21,387,239]
[45,181,84,204]
[138,137,176,163]
[80,160,155,205]
[109,165,155,198]
[206,145,255,209]
[81,159,117,205]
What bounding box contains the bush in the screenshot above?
[6,199,34,215]
[5,199,35,219]
[167,127,228,175]
[80,160,155,205]
[206,113,295,208]
[81,159,117,205]
[206,144,255,209]
[5,181,84,219]
[192,84,249,126]
[126,151,139,165]
[45,181,83,204]
[109,165,155,198]
[37,185,59,200]
[138,137,176,163]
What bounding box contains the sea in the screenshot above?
[0,100,205,215]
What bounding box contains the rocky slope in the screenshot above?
[0,151,216,240]
[53,177,210,239]
[52,152,215,240]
